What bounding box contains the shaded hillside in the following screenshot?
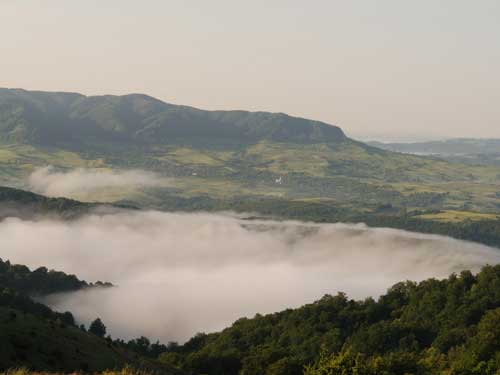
[0,298,178,373]
[0,186,132,220]
[0,259,180,374]
[160,265,500,375]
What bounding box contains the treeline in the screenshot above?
[0,186,137,220]
[0,258,112,296]
[361,214,500,249]
[0,186,93,219]
[159,265,500,375]
[3,185,500,250]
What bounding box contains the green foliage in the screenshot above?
[304,349,376,375]
[165,266,500,375]
[0,366,164,375]
[120,337,169,359]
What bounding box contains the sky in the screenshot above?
[1,1,499,141]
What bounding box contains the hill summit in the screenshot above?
[0,88,346,147]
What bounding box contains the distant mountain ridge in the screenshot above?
[0,88,346,147]
[369,138,500,156]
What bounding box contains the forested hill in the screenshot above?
[0,88,346,147]
[160,265,500,375]
[0,291,181,373]
[0,259,180,374]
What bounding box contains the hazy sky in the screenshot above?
[1,1,499,140]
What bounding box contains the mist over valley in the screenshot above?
[0,209,497,343]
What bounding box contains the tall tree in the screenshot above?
[89,318,106,338]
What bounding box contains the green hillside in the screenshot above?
[1,88,500,215]
[0,300,178,373]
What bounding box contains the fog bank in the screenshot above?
[29,166,168,198]
[0,211,499,343]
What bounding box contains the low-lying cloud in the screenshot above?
[0,211,499,343]
[28,166,168,198]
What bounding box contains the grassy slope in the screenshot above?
[2,140,500,214]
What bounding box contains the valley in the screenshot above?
[2,190,500,374]
[4,3,500,374]
[1,91,500,375]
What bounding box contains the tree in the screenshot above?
[89,317,106,338]
[60,311,75,326]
